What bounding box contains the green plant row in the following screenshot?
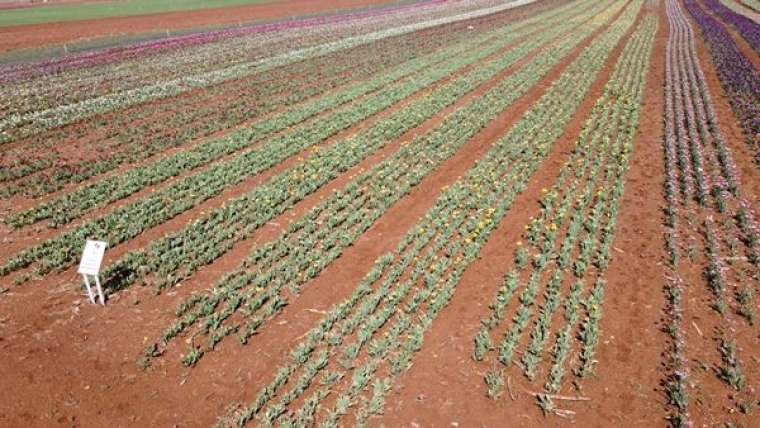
[99,0,599,293]
[1,13,555,278]
[2,7,510,198]
[474,15,656,402]
[0,0,553,144]
[145,0,610,366]
[1,22,467,197]
[5,17,508,227]
[22,1,600,293]
[222,3,642,425]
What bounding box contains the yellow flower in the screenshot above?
[541,188,548,193]
[516,241,523,246]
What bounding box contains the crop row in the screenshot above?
[473,15,655,405]
[702,0,760,52]
[215,3,642,425]
[683,0,760,164]
[143,0,611,366]
[0,18,472,195]
[0,0,539,144]
[0,0,447,84]
[662,1,758,425]
[0,0,529,190]
[717,0,746,15]
[743,0,760,11]
[0,20,525,274]
[94,0,608,294]
[0,0,581,280]
[2,0,511,109]
[4,15,509,225]
[0,0,457,115]
[662,2,696,424]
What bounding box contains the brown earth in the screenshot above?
[0,0,402,52]
[672,2,760,426]
[377,3,663,427]
[0,0,758,427]
[0,1,579,426]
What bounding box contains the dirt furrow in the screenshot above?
[373,3,653,426]
[686,8,760,204]
[0,2,611,426]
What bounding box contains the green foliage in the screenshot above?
[485,369,505,399]
[471,9,655,398]
[718,339,746,391]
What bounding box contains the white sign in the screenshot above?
[78,240,107,275]
[78,240,108,305]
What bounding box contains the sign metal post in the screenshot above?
[77,240,108,306]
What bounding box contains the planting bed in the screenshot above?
[0,0,758,426]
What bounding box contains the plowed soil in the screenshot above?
[0,0,758,427]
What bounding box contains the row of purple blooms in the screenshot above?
[683,0,760,164]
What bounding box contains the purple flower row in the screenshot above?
[0,0,442,83]
[683,0,760,164]
[702,0,760,52]
[662,2,691,401]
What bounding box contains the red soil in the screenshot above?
[0,0,757,427]
[0,0,399,52]
[0,2,567,426]
[378,3,658,427]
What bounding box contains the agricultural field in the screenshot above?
[0,0,758,426]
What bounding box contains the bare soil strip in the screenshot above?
[0,2,613,426]
[375,3,650,426]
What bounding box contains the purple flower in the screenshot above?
[684,0,760,162]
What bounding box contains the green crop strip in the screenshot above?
[1,20,477,198]
[5,15,507,226]
[213,2,643,425]
[143,0,610,365]
[0,0,592,282]
[472,16,656,404]
[4,1,545,198]
[0,17,527,276]
[0,1,546,143]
